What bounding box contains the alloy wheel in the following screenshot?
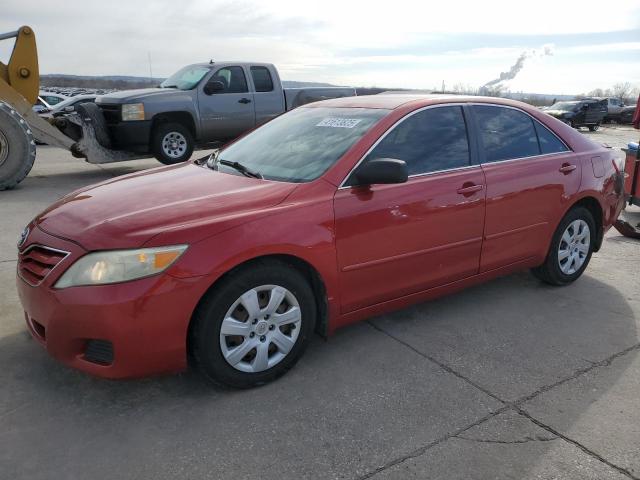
[219,285,302,373]
[558,219,590,275]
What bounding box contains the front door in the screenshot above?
[198,65,255,141]
[334,105,486,313]
[471,105,581,272]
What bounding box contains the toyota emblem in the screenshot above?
[17,226,29,249]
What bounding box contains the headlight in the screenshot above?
[121,103,145,121]
[55,245,188,288]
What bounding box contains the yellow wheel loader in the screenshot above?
[0,26,140,190]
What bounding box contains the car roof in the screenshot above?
[305,94,541,110]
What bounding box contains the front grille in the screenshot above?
[18,245,69,286]
[84,340,114,365]
[98,104,121,125]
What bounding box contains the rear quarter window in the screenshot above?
[534,121,569,155]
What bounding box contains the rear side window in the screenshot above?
[473,105,539,162]
[534,121,569,154]
[365,106,470,176]
[251,67,274,92]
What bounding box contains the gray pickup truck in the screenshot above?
[95,62,356,164]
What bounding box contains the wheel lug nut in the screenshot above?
[264,314,270,320]
[252,319,258,324]
[260,335,266,342]
[249,332,255,338]
[269,324,275,330]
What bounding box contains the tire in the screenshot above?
[152,122,194,165]
[190,259,317,388]
[75,102,111,148]
[588,124,600,132]
[0,102,36,191]
[531,207,595,286]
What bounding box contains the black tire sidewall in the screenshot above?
[192,262,316,388]
[545,207,596,284]
[152,122,194,165]
[0,103,36,190]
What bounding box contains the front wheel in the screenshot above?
[190,260,316,388]
[531,207,595,286]
[152,122,194,165]
[588,124,600,132]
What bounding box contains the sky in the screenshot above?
[1,0,639,95]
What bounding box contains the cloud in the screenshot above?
[1,0,639,93]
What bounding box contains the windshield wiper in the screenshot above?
[161,84,178,88]
[218,159,263,179]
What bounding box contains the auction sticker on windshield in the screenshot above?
[316,118,362,128]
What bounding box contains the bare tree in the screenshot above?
[612,82,633,102]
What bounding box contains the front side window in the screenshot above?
[216,107,388,182]
[363,106,470,176]
[251,66,274,92]
[474,105,539,162]
[209,66,248,94]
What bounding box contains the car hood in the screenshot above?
[36,164,297,250]
[96,88,178,104]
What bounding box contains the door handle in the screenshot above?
[559,164,577,174]
[238,98,252,104]
[456,184,484,196]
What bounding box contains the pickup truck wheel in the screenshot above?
[588,124,600,132]
[152,122,194,165]
[0,102,36,191]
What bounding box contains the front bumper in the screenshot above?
[16,226,206,379]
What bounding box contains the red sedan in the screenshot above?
[17,95,625,388]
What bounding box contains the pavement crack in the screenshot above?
[513,342,640,406]
[515,407,640,480]
[356,406,510,480]
[454,434,559,445]
[366,320,506,404]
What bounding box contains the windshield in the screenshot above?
[550,102,579,112]
[161,65,211,90]
[216,107,389,182]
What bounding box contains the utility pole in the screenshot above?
[442,80,445,93]
[148,51,153,83]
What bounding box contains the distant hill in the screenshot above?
[40,74,343,90]
[41,74,163,89]
[40,74,578,105]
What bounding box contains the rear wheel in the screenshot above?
[588,124,600,132]
[190,260,316,388]
[152,122,194,165]
[0,102,36,191]
[531,207,595,286]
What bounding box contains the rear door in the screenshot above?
[198,65,255,141]
[249,66,285,127]
[472,105,580,272]
[334,105,486,312]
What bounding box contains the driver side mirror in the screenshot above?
[350,158,408,187]
[203,80,225,95]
